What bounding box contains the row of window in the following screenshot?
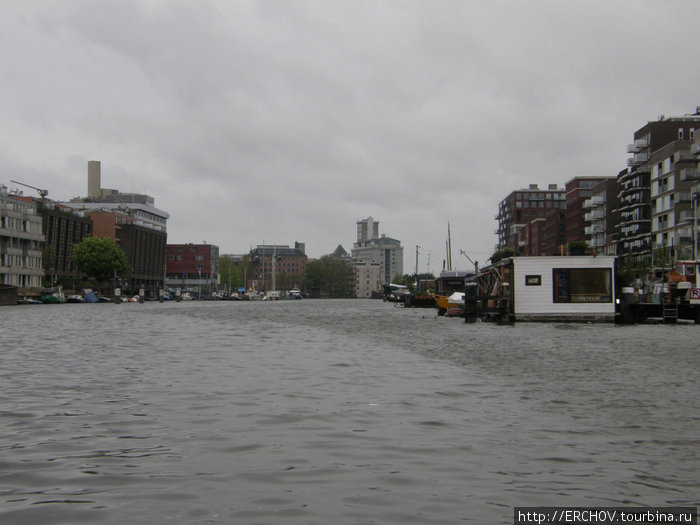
[0,253,41,269]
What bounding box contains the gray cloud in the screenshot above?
[2,0,699,274]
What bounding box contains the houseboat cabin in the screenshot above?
[468,256,617,322]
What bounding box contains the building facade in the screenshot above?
[583,178,619,256]
[247,243,307,292]
[0,185,44,288]
[166,243,219,296]
[353,261,382,298]
[496,184,565,253]
[564,177,614,247]
[620,110,700,260]
[62,161,169,295]
[351,217,403,285]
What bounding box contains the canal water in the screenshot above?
[0,300,697,524]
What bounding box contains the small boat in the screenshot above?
[263,291,281,301]
[41,287,66,304]
[66,295,86,303]
[434,292,465,316]
[288,287,303,299]
[18,296,42,305]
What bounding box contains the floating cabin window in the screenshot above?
[525,275,541,286]
[552,268,612,303]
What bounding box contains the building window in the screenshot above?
[552,268,612,303]
[678,128,684,140]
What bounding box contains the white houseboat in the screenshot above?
[467,256,617,322]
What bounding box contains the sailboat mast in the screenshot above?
[447,223,453,271]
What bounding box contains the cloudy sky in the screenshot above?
[2,1,699,275]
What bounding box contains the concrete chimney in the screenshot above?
[87,160,101,199]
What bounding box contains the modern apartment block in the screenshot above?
[0,185,44,288]
[621,109,700,260]
[166,243,219,295]
[11,194,93,284]
[495,184,565,253]
[351,217,403,285]
[564,177,615,246]
[583,178,620,256]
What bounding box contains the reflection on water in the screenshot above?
[0,300,698,524]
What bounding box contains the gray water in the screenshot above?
[0,300,697,524]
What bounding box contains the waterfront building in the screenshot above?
[0,185,44,288]
[351,217,403,285]
[61,161,169,294]
[495,184,565,253]
[564,176,614,248]
[166,243,219,296]
[543,209,567,256]
[620,109,700,260]
[247,243,307,292]
[12,195,93,285]
[353,261,382,298]
[583,177,620,256]
[517,217,546,256]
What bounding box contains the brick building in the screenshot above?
[165,243,219,296]
[247,243,307,292]
[496,184,565,253]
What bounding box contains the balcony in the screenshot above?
[680,168,699,181]
[582,196,604,209]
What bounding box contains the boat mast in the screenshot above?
[272,244,276,291]
[414,245,420,288]
[447,223,453,271]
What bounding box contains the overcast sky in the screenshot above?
[2,1,699,275]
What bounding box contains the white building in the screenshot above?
[351,217,403,285]
[63,160,169,234]
[0,185,44,288]
[354,261,382,298]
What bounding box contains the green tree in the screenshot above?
[304,256,350,297]
[567,241,588,256]
[489,247,518,263]
[219,255,243,290]
[71,236,129,287]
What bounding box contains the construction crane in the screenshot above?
[10,180,48,198]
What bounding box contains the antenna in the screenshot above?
[10,180,48,198]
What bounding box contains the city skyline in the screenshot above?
[2,2,700,274]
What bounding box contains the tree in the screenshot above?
[489,247,517,264]
[71,236,129,287]
[567,241,588,256]
[219,255,243,290]
[304,256,350,297]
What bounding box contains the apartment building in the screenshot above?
[620,109,700,259]
[564,177,614,246]
[353,261,382,298]
[351,217,403,285]
[583,178,619,256]
[0,185,44,288]
[495,184,565,253]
